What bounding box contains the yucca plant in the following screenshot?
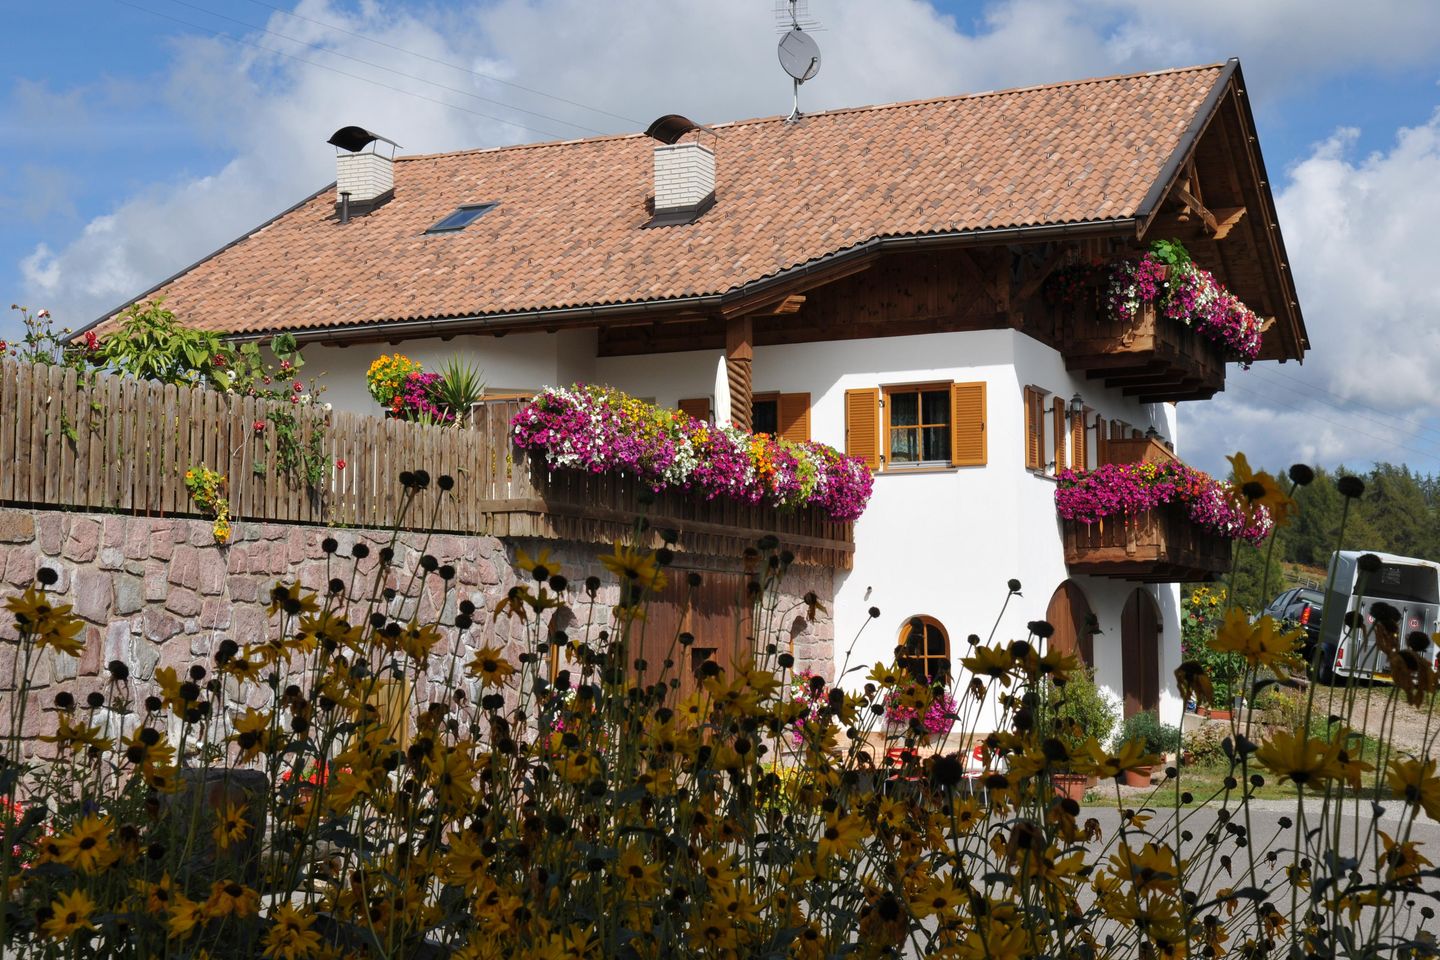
[431,355,485,426]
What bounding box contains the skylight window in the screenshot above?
[425,203,496,234]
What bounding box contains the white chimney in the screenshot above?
[336,151,393,205]
[326,126,400,221]
[653,141,715,213]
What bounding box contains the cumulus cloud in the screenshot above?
[1183,110,1440,474]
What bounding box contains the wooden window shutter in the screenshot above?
[678,396,711,422]
[949,382,986,466]
[777,392,811,443]
[1051,398,1067,473]
[1071,406,1092,471]
[844,388,881,471]
[1023,387,1046,470]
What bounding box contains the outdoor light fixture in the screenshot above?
[1145,426,1161,440]
[1069,394,1100,430]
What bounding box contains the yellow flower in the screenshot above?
[167,892,205,939]
[466,644,515,688]
[614,844,663,899]
[600,542,665,588]
[515,546,562,581]
[40,888,97,940]
[213,803,251,851]
[815,811,867,860]
[1210,610,1306,680]
[39,714,111,753]
[1227,452,1295,527]
[267,581,320,617]
[4,584,85,655]
[263,904,322,960]
[1256,729,1341,787]
[204,879,261,918]
[51,814,113,873]
[961,645,1015,687]
[1387,757,1440,820]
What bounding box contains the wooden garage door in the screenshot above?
[1120,588,1161,717]
[633,567,751,701]
[1044,581,1095,668]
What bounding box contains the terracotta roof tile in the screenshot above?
[108,64,1227,335]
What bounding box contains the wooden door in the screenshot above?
[1044,581,1095,667]
[1121,588,1160,717]
[634,567,750,700]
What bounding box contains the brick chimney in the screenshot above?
[653,141,715,214]
[327,126,400,221]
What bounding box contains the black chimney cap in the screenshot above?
[644,115,719,145]
[327,126,400,153]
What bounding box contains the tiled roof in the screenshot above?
[105,64,1229,336]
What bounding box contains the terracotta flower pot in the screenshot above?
[1122,765,1154,788]
[1052,772,1088,803]
[1206,708,1232,721]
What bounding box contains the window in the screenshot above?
[844,382,984,471]
[425,203,496,233]
[753,395,779,436]
[898,616,950,682]
[887,385,952,466]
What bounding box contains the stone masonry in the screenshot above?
[0,509,834,756]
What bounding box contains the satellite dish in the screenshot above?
[778,28,821,83]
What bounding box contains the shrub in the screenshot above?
[1119,709,1181,755]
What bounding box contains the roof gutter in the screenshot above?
[232,215,1135,345]
[1132,59,1239,237]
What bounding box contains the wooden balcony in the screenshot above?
[1061,502,1231,583]
[1099,436,1177,468]
[1059,295,1227,403]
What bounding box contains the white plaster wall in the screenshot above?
[597,329,1185,731]
[306,325,1187,732]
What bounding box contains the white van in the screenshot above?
[1318,551,1440,683]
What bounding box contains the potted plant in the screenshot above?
[1116,710,1180,787]
[1040,669,1117,800]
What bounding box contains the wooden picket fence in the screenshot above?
[0,360,853,566]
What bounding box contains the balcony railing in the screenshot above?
[1059,291,1228,403]
[1060,502,1231,582]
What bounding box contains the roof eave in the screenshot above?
[223,216,1139,345]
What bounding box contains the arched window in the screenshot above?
[897,615,950,682]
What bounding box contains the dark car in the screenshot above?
[1262,587,1324,665]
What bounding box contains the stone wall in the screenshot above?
[0,509,834,755]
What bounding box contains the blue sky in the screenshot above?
[5,1,1440,474]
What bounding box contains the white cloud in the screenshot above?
[1183,109,1440,474]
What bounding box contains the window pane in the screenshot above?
[926,627,946,656]
[921,389,950,426]
[889,392,918,426]
[890,428,919,463]
[922,426,951,462]
[752,399,778,435]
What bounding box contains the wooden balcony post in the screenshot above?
[725,315,754,432]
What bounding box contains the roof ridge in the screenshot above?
[397,60,1231,163]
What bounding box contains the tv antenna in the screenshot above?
[776,0,821,122]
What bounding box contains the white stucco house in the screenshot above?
[90,60,1307,727]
